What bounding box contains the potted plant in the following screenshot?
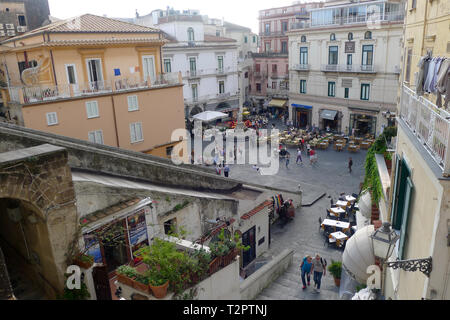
[328,260,342,287]
[133,274,152,295]
[73,254,94,270]
[384,152,392,170]
[116,265,138,288]
[146,268,170,299]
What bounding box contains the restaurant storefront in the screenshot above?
[292,104,312,128]
[82,198,155,277]
[268,99,288,119]
[319,109,342,133]
[349,113,377,137]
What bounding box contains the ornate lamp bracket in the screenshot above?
[385,257,432,277]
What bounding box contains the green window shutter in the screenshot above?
[390,157,401,223]
[398,177,413,260]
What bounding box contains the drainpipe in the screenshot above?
[47,33,58,86]
[111,95,120,147]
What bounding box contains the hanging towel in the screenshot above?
[415,56,427,96]
[430,58,443,94]
[424,58,437,93]
[436,59,450,108]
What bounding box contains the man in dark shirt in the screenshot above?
[348,157,353,173]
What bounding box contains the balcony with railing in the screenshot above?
[267,88,289,97]
[321,64,376,73]
[184,92,238,105]
[400,85,450,176]
[292,64,310,71]
[7,73,183,105]
[183,67,237,79]
[291,11,404,30]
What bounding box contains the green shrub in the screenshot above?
[328,260,342,279]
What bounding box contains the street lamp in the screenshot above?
[370,222,399,261]
[370,222,432,277]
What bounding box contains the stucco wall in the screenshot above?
[240,248,293,300]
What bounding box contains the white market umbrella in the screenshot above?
[192,111,228,122]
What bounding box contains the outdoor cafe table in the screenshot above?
[330,207,346,217]
[336,200,348,209]
[331,231,349,241]
[345,195,357,203]
[335,143,344,151]
[322,219,351,231]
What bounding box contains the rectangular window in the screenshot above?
[405,48,412,83]
[272,82,277,89]
[300,80,306,94]
[88,130,104,144]
[219,81,225,94]
[255,64,261,72]
[300,47,308,65]
[281,41,288,53]
[347,54,352,65]
[265,42,271,52]
[256,83,261,92]
[265,23,270,33]
[361,84,370,100]
[164,59,171,73]
[328,82,336,97]
[18,15,26,26]
[217,56,224,73]
[344,87,349,99]
[127,95,139,112]
[189,57,196,75]
[362,45,374,66]
[282,21,288,32]
[329,46,338,65]
[272,64,277,73]
[192,84,198,101]
[66,64,77,85]
[411,0,416,9]
[46,112,58,126]
[86,101,99,119]
[244,36,248,43]
[253,36,256,43]
[130,122,143,143]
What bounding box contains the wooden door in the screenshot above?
[92,264,112,300]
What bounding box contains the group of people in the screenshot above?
[300,254,327,293]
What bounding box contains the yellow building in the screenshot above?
[383,0,450,300]
[0,14,186,159]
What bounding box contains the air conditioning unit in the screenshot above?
[6,24,15,30]
[7,30,16,37]
[17,26,27,33]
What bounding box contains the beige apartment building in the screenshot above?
[288,0,404,136]
[0,14,186,159]
[381,0,450,300]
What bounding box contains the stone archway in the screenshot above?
[0,144,79,299]
[190,106,203,117]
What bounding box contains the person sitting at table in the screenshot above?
[339,210,347,221]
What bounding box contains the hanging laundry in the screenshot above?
[430,57,443,94]
[424,57,437,93]
[415,55,429,96]
[436,58,450,108]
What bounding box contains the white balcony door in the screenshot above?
[86,58,104,89]
[142,55,156,84]
[65,64,79,94]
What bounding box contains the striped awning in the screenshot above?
[268,99,288,108]
[321,109,338,120]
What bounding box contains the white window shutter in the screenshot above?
[136,123,143,141]
[130,123,137,143]
[88,131,96,143]
[95,131,104,144]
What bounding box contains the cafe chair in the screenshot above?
[318,217,323,232]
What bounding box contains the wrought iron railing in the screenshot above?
[321,64,376,73]
[400,85,450,176]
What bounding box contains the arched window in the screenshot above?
[348,32,353,41]
[364,31,372,40]
[187,27,195,41]
[330,33,336,41]
[301,35,306,43]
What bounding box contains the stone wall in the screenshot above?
[0,122,241,193]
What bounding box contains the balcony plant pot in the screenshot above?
[73,254,94,270]
[150,280,169,299]
[221,249,238,268]
[116,273,135,288]
[327,260,342,288]
[132,279,152,295]
[333,277,341,287]
[208,256,222,276]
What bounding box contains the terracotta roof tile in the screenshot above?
[240,200,272,220]
[79,197,142,225]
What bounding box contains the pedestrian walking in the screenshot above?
[224,165,230,178]
[300,255,313,290]
[306,143,311,156]
[348,157,353,173]
[296,148,303,164]
[285,153,290,169]
[309,148,316,165]
[311,254,327,293]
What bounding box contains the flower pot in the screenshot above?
[116,274,135,288]
[73,257,94,270]
[150,280,169,299]
[333,277,341,287]
[221,249,238,268]
[209,256,222,276]
[385,159,392,170]
[132,279,152,295]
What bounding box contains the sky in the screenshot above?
[48,0,314,33]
